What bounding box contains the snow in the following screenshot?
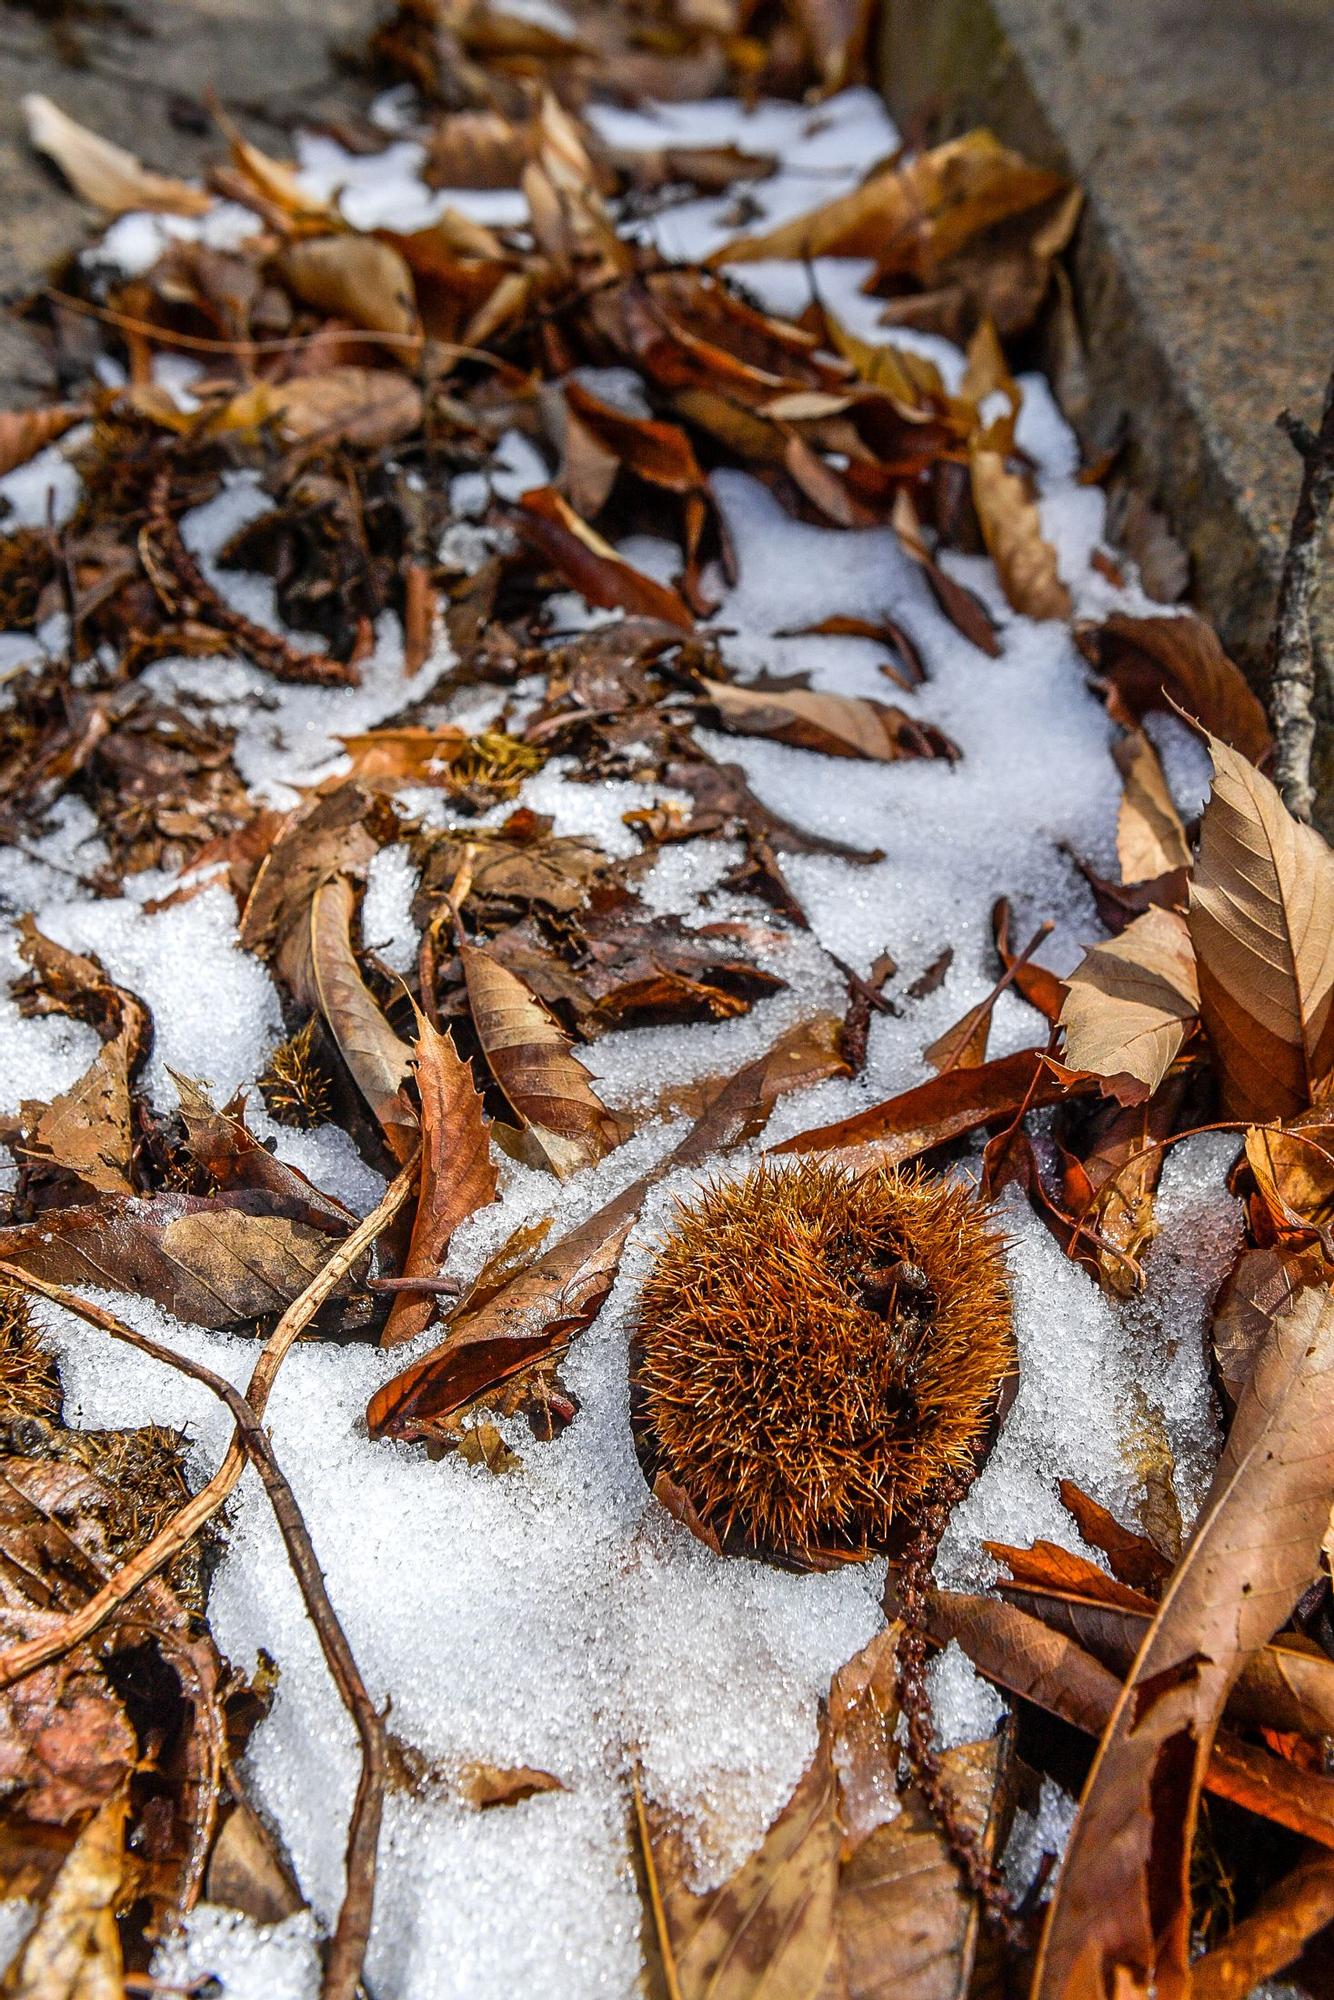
[0,82,1236,2000]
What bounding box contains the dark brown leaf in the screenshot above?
[1078,611,1272,764]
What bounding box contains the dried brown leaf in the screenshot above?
[772,1047,1092,1160]
[23,94,210,216]
[382,1007,497,1348]
[697,677,959,763]
[1078,612,1272,764]
[1188,736,1334,1122]
[1059,904,1200,1101]
[0,407,87,480]
[306,876,419,1164]
[0,1787,126,1999]
[1113,731,1191,884]
[461,944,618,1180]
[969,440,1071,621]
[516,487,695,629]
[457,1762,564,1810]
[278,233,420,339]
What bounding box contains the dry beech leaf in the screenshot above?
[712,128,1066,271]
[0,1189,353,1330]
[1077,612,1272,764]
[892,490,1002,657]
[1113,730,1191,884]
[278,233,420,339]
[0,1786,126,2000]
[697,676,959,764]
[1212,1242,1328,1405]
[172,1072,354,1230]
[305,876,419,1164]
[634,1622,1008,2000]
[0,406,87,479]
[1243,1114,1334,1244]
[368,1017,848,1441]
[383,1006,497,1348]
[209,369,423,452]
[516,486,695,629]
[457,1762,564,1810]
[773,1046,1093,1160]
[1059,904,1200,1101]
[460,944,618,1180]
[336,730,470,790]
[968,439,1071,621]
[1188,736,1334,1123]
[23,93,211,216]
[1034,1280,1334,2000]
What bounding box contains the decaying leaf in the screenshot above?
[1059,904,1200,1101]
[278,233,420,339]
[458,1762,564,1809]
[23,94,211,216]
[969,438,1071,621]
[383,1007,497,1348]
[773,1047,1093,1160]
[1078,612,1272,764]
[1034,1279,1334,1999]
[460,944,619,1180]
[516,487,695,628]
[0,407,87,480]
[300,875,419,1164]
[1188,735,1334,1122]
[697,677,959,763]
[1113,731,1191,885]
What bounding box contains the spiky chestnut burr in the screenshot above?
[629,1159,1013,1568]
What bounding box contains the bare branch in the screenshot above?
[1268,363,1334,820]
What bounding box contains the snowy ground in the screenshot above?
[0,84,1241,1999]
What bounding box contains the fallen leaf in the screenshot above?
[23,94,211,216]
[1243,1114,1334,1247]
[892,490,1002,656]
[458,1762,564,1809]
[1211,1242,1328,1404]
[1188,736,1334,1122]
[1059,904,1200,1101]
[516,487,695,628]
[969,438,1071,620]
[1033,1279,1334,1999]
[1056,1480,1172,1591]
[0,1787,126,1999]
[1189,1845,1334,2000]
[278,233,420,339]
[992,896,1065,1021]
[301,875,419,1164]
[1113,730,1191,884]
[461,944,619,1180]
[772,1047,1092,1160]
[210,369,423,451]
[382,1007,497,1348]
[1077,612,1272,764]
[0,1188,354,1330]
[0,407,87,479]
[697,676,959,763]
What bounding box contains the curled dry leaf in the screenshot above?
[458,1762,564,1810]
[1211,1242,1328,1404]
[301,875,419,1164]
[1034,1279,1334,2000]
[1113,730,1191,884]
[697,676,959,763]
[772,1046,1093,1160]
[0,1786,127,1999]
[209,368,424,452]
[383,1006,497,1348]
[1188,735,1334,1123]
[968,439,1071,621]
[278,233,420,339]
[1189,1845,1334,2000]
[516,487,695,628]
[23,93,211,216]
[461,943,619,1180]
[1077,611,1272,764]
[1059,904,1200,1102]
[0,406,87,480]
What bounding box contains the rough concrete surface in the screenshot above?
[879,0,1334,689]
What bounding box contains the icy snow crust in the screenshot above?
[0,87,1233,1997]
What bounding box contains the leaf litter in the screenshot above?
[0,5,1330,1997]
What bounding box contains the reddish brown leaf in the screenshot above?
[1056,1481,1173,1591]
[303,875,419,1164]
[516,486,694,628]
[992,896,1065,1022]
[1078,611,1272,764]
[698,676,959,763]
[771,1047,1093,1161]
[382,1008,497,1348]
[0,405,87,479]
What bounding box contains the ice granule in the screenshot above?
[1002,1775,1078,1899]
[152,1906,321,2000]
[361,844,422,976]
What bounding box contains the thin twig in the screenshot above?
[1268,362,1334,820]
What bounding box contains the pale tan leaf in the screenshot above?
[208,369,423,452]
[697,677,958,763]
[278,234,419,339]
[383,1007,497,1348]
[969,440,1071,620]
[1034,1280,1334,2000]
[22,94,210,217]
[1113,731,1191,884]
[1,1787,125,1999]
[1188,736,1334,1122]
[460,944,617,1179]
[308,876,418,1163]
[1059,905,1200,1099]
